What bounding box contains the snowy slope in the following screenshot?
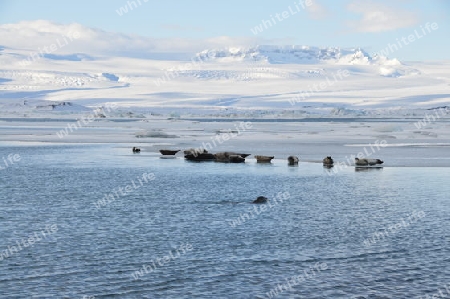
[0,21,449,118]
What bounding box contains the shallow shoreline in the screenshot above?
[0,117,449,167]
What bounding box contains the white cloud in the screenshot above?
[306,0,330,20]
[0,20,258,59]
[346,0,419,32]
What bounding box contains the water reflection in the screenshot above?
[354,166,384,172]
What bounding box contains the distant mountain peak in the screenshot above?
[197,45,401,66]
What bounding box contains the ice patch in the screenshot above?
[102,73,120,82]
[373,124,403,132]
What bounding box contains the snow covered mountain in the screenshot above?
[196,45,401,66]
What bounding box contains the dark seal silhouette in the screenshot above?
[252,196,268,204]
[355,158,384,166]
[159,149,179,155]
[323,156,334,167]
[214,152,247,163]
[288,156,299,166]
[254,155,274,163]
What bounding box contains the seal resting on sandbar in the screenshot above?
[214,152,247,163]
[355,158,384,166]
[159,149,179,156]
[184,148,215,161]
[254,155,274,163]
[252,196,268,204]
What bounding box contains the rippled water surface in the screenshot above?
[0,144,449,299]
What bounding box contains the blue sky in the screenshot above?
[0,0,449,60]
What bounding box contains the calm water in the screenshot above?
[0,144,449,299]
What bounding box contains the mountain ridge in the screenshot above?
[196,45,402,66]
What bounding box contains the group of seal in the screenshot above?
[142,148,383,167]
